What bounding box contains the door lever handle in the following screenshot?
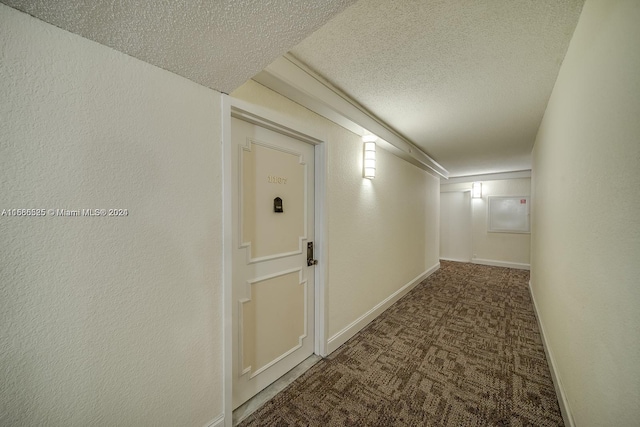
[307,242,318,266]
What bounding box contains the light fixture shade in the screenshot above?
[363,141,376,179]
[472,182,482,198]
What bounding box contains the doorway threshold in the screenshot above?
[232,354,322,426]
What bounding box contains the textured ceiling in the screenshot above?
[1,0,356,94]
[291,0,584,176]
[3,0,584,176]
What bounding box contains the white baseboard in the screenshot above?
[204,413,225,427]
[528,280,575,427]
[326,263,440,354]
[440,257,471,263]
[472,258,530,270]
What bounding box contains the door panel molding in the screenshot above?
[238,137,309,263]
[238,268,308,378]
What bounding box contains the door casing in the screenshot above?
[222,95,328,426]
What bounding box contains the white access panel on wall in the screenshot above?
[488,196,530,233]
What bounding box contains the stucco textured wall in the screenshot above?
[530,0,640,425]
[231,80,440,341]
[0,6,224,426]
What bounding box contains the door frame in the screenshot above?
[222,95,328,426]
[439,189,473,263]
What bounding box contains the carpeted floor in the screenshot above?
[238,261,563,426]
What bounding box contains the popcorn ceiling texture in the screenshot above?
[291,0,585,176]
[0,6,224,425]
[1,0,584,177]
[0,0,355,94]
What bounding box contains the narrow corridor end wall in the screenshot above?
[441,177,531,269]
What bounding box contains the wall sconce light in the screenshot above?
[363,134,377,179]
[472,182,482,198]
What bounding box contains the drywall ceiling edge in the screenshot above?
[253,55,449,178]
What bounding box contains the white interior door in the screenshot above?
[231,117,315,409]
[440,191,472,262]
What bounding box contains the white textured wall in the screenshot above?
[231,80,440,340]
[441,178,531,267]
[439,191,472,262]
[326,127,440,337]
[530,0,640,425]
[0,6,224,426]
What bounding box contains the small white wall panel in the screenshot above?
[488,196,530,233]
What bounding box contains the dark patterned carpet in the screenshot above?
[239,261,563,426]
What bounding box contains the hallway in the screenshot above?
[239,262,561,426]
[2,2,638,425]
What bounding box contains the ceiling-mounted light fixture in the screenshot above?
[363,134,377,179]
[472,182,482,198]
